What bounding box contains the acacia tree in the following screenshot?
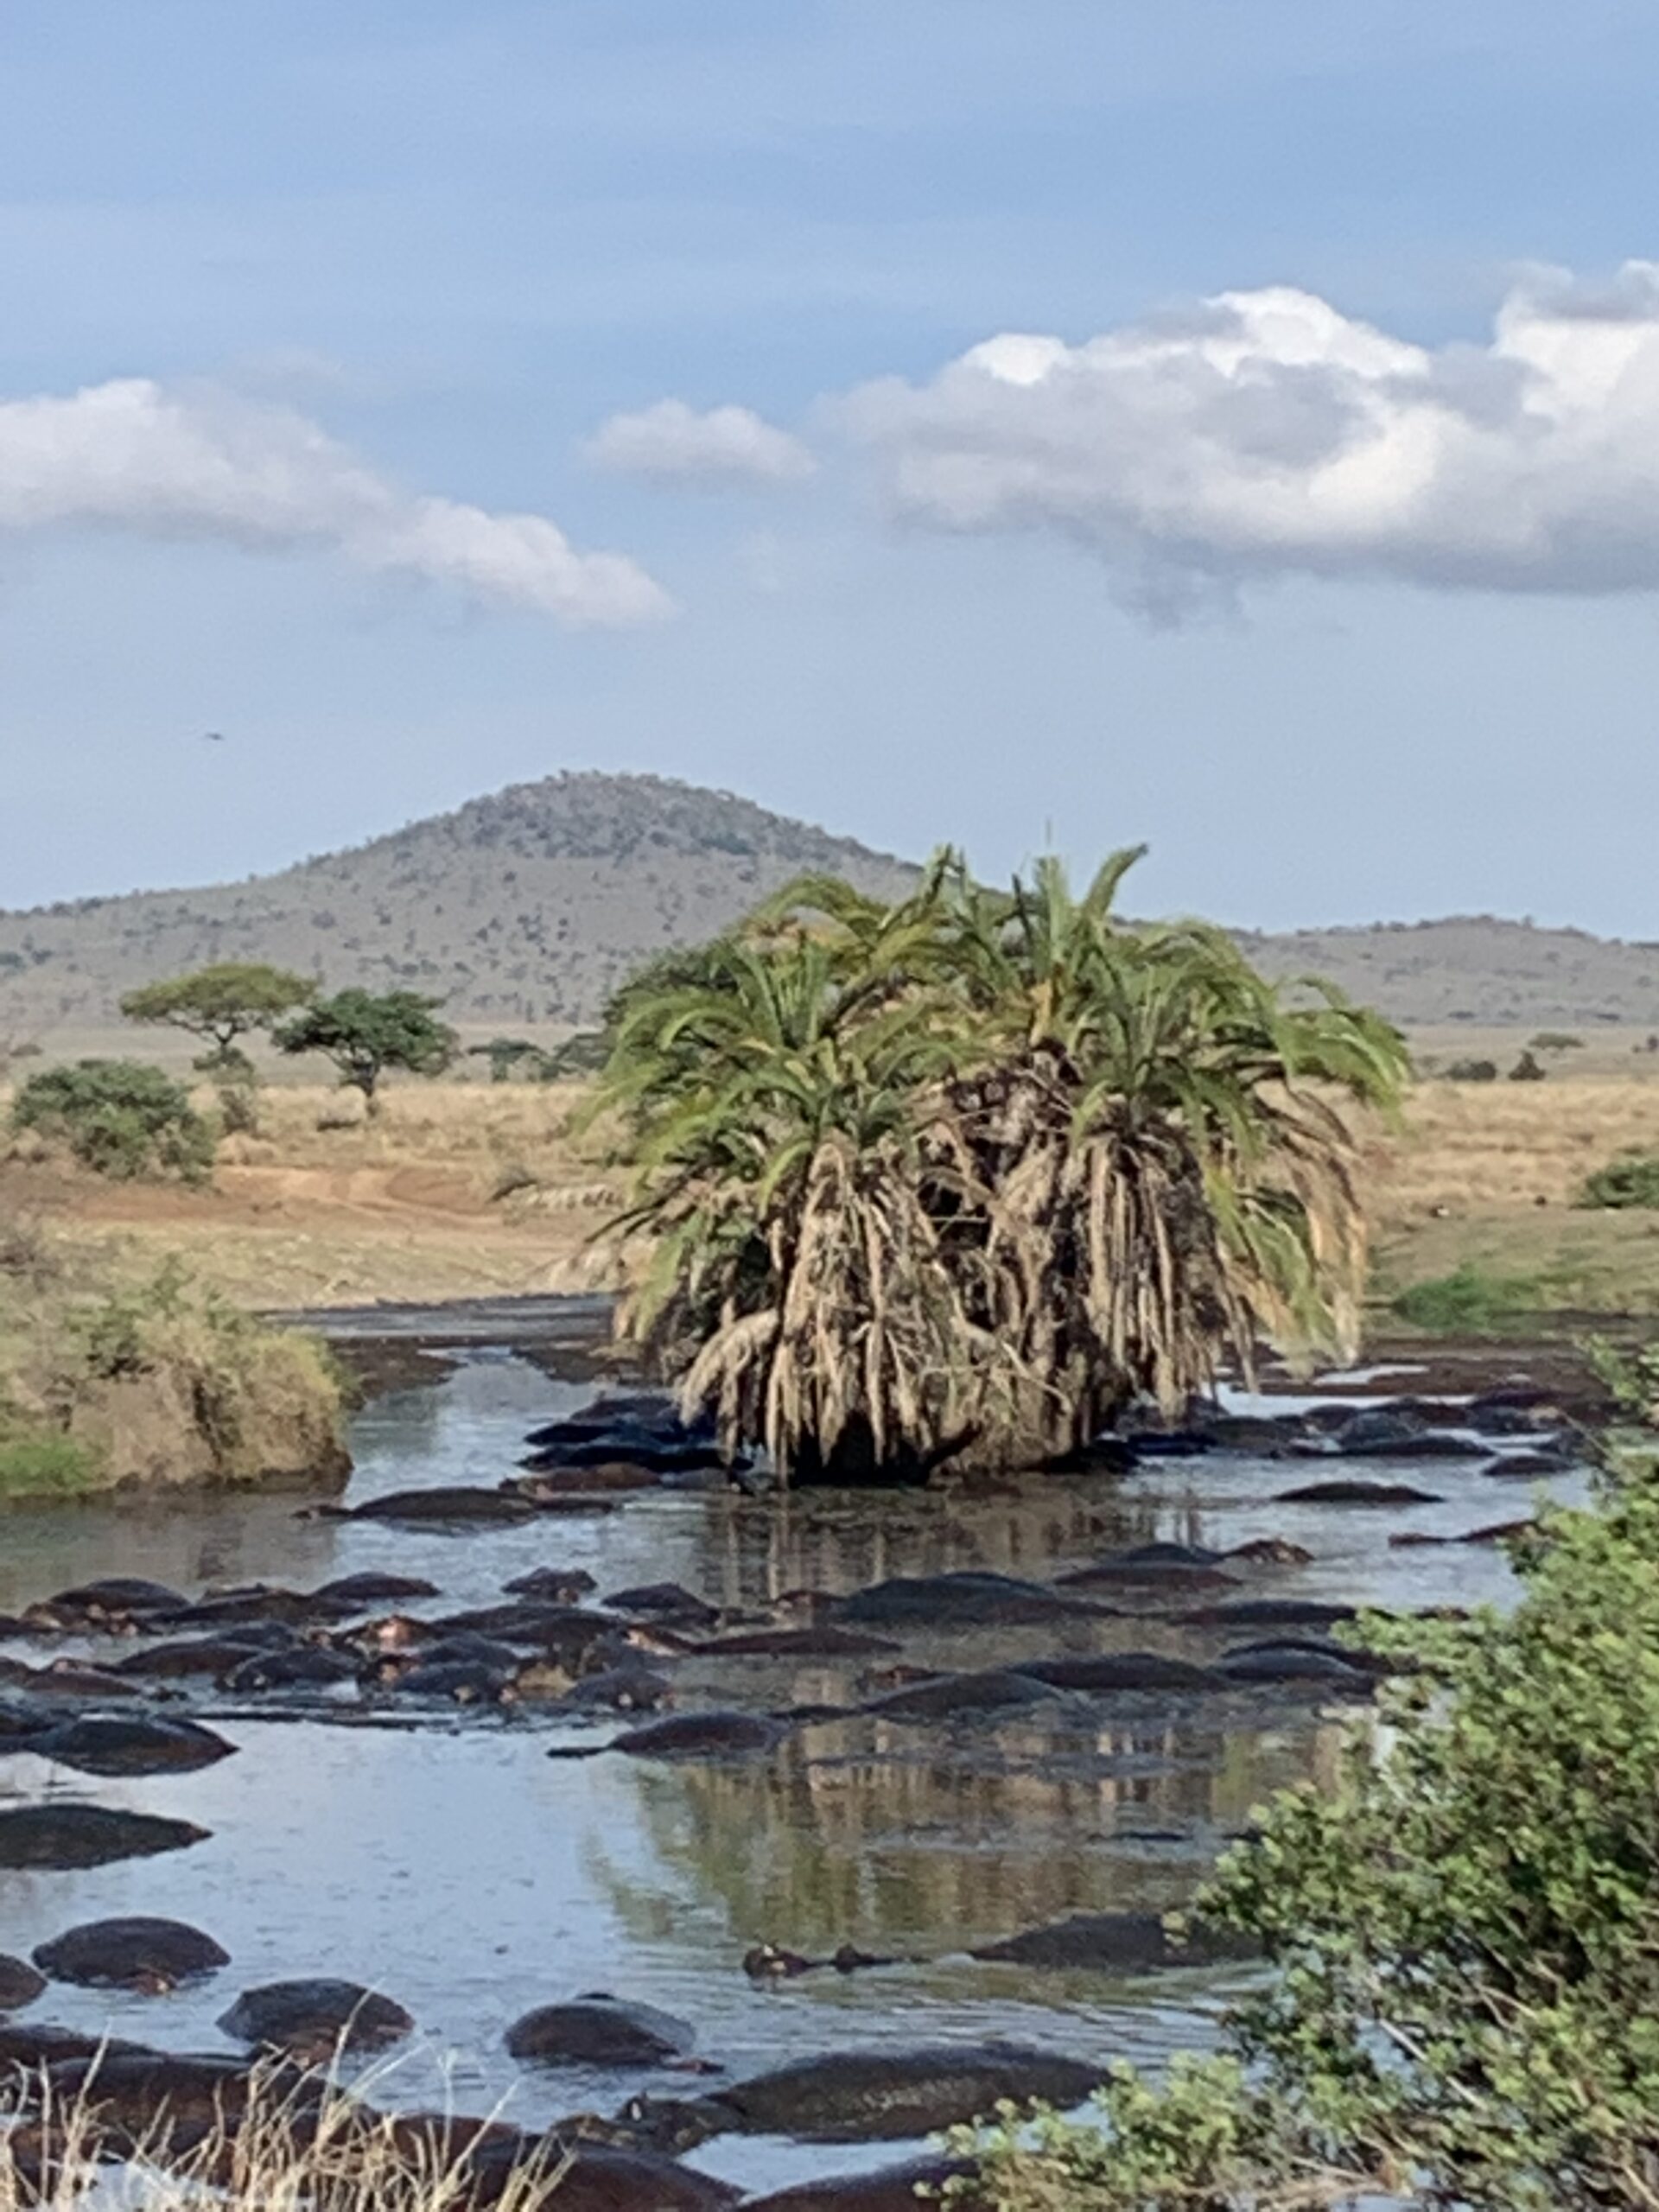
[274,989,456,1103]
[119,963,314,1072]
[594,849,1408,1480]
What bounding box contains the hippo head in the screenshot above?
[607,2093,725,2155]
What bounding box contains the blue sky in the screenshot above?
[4,2,1659,931]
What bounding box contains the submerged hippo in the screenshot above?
[534,2139,738,2211]
[695,1626,900,1659]
[1178,1598,1360,1631]
[615,2041,1104,2148]
[548,1666,674,1713]
[34,1916,230,1993]
[22,1579,186,1632]
[861,1669,1063,1724]
[31,1661,148,1700]
[38,2050,282,2158]
[1217,1643,1376,1690]
[971,1911,1257,1974]
[1014,1653,1224,1694]
[833,1573,1110,1630]
[611,1711,788,1759]
[1273,1479,1444,1508]
[309,1572,442,1607]
[218,1979,413,2062]
[114,1628,298,1679]
[504,1566,600,1601]
[337,1487,537,1529]
[221,1647,360,1693]
[742,2157,974,2211]
[0,1956,45,2012]
[603,1582,719,1628]
[30,1713,236,1777]
[0,1804,209,1870]
[505,1996,695,2069]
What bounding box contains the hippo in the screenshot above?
[742,1944,899,1982]
[37,2050,286,2160]
[1392,1518,1535,1550]
[34,1916,230,1993]
[32,1661,148,1700]
[218,1979,413,2062]
[22,1579,186,1632]
[861,1669,1064,1724]
[372,1632,524,1678]
[1014,1653,1224,1694]
[512,1462,664,1494]
[0,2022,153,2072]
[695,1626,900,1659]
[833,1573,1113,1629]
[1483,1449,1578,1478]
[524,1440,728,1476]
[613,2041,1104,2148]
[531,2139,738,2211]
[390,1661,512,1705]
[1273,1479,1445,1508]
[30,1713,236,1777]
[505,1566,600,1601]
[547,1666,673,1713]
[505,1997,696,2069]
[1179,1598,1360,1631]
[0,1956,45,2011]
[1217,1643,1376,1691]
[0,1804,209,1870]
[1226,1536,1314,1566]
[114,1627,299,1678]
[0,1700,52,1745]
[608,1711,789,1760]
[604,1582,719,1629]
[742,2158,974,2211]
[221,1646,360,1693]
[309,1572,442,1607]
[1333,1413,1484,1460]
[156,1586,317,1629]
[971,1911,1257,1973]
[339,1487,538,1529]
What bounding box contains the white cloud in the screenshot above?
[842,264,1659,617]
[586,398,816,489]
[0,378,672,626]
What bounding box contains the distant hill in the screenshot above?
[0,773,919,1039]
[2,772,1657,1039]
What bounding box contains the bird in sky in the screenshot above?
[202,731,226,743]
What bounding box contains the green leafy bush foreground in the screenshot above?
[948,1421,1659,2210]
[10,1059,213,1182]
[0,1245,349,1497]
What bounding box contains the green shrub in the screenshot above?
[11,1060,213,1182]
[0,1432,98,1498]
[950,1444,1659,2209]
[1530,1031,1585,1052]
[1444,1057,1499,1082]
[1578,1153,1659,1211]
[1509,1048,1548,1081]
[1390,1262,1535,1332]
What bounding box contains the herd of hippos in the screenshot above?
[0,1376,1600,2209]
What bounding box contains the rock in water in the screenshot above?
[217,1979,413,2061]
[29,1713,236,1777]
[35,1917,230,1993]
[0,1956,46,2011]
[505,1996,695,2068]
[0,1805,209,1870]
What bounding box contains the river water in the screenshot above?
[0,1316,1591,2199]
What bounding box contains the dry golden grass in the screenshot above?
[6,1068,1659,1324]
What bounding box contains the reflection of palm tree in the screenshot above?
[585,1716,1341,1962]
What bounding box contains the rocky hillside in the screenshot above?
[3,771,1656,1038]
[0,774,918,1037]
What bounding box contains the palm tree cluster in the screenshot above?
[592,850,1408,1483]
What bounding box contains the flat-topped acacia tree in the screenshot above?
[119,962,315,1072]
[593,849,1408,1482]
[274,988,457,1105]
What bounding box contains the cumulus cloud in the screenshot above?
[586,398,817,488]
[0,378,672,626]
[842,264,1659,616]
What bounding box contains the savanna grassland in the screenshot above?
[6,1042,1659,1327]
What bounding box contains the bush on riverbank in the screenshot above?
[949,1419,1659,2209]
[0,1237,349,1497]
